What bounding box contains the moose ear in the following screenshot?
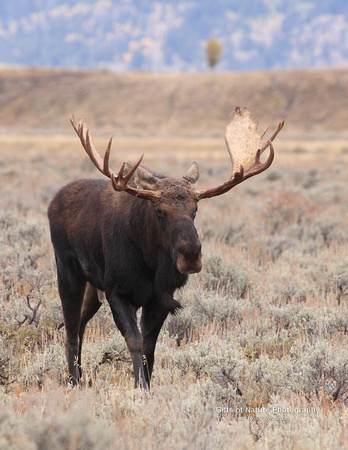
[125,161,160,190]
[183,161,200,185]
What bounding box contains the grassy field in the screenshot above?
[1,66,348,138]
[0,67,348,448]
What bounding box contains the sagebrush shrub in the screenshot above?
[290,341,348,402]
[203,253,251,297]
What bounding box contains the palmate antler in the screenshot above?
[194,107,284,201]
[70,116,160,200]
[71,108,284,203]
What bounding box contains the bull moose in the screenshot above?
[48,107,284,389]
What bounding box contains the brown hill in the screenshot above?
[0,65,347,137]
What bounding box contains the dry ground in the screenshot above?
[0,67,347,449]
[0,66,348,138]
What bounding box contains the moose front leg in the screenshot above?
[141,305,168,387]
[107,294,148,389]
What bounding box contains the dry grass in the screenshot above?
[0,128,347,448]
[0,65,347,447]
[1,66,348,138]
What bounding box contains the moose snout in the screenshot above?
[175,240,202,275]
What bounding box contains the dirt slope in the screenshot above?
[0,65,347,137]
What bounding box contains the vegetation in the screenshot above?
[1,66,348,137]
[205,38,223,69]
[0,123,347,447]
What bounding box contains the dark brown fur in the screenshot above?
[48,174,202,389]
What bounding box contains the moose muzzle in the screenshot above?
[174,238,202,275]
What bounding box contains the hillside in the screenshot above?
[0,1,347,71]
[0,66,347,138]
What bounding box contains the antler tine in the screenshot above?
[244,142,274,178]
[111,155,140,190]
[259,121,284,154]
[85,129,106,175]
[269,120,285,142]
[70,114,80,135]
[260,127,269,140]
[117,154,144,187]
[71,115,160,201]
[111,153,160,200]
[70,115,106,175]
[102,136,113,178]
[71,115,117,178]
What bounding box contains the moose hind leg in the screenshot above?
[56,265,86,385]
[78,283,103,375]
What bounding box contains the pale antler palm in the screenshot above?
[194,107,284,200]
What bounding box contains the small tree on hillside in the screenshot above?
[205,38,223,70]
